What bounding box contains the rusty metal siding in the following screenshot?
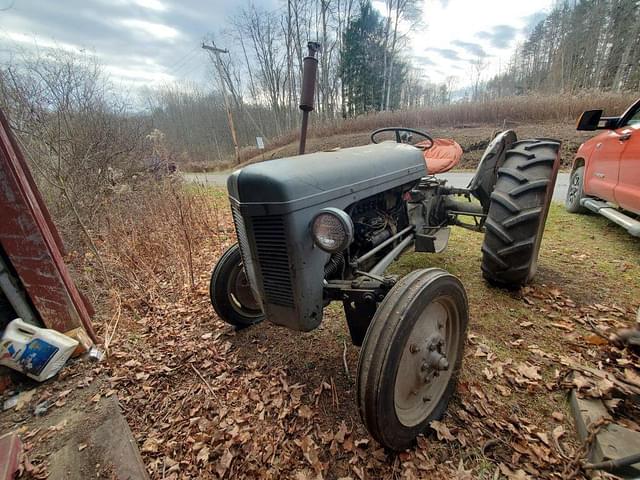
[0,109,96,342]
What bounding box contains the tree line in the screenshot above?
[3,0,638,169]
[145,0,461,162]
[480,0,640,98]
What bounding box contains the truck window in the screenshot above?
[626,108,640,128]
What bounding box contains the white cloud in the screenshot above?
[104,64,175,85]
[119,19,180,41]
[132,0,168,11]
[407,0,554,84]
[1,31,85,55]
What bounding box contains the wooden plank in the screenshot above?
[48,397,149,480]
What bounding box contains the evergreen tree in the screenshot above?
[340,1,409,117]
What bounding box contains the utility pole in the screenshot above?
[202,42,240,164]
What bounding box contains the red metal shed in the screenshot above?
[0,109,96,343]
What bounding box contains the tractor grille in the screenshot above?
[231,204,250,265]
[251,216,294,307]
[231,203,294,308]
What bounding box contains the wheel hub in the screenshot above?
[394,299,459,427]
[418,333,449,379]
[568,174,580,202]
[228,264,261,314]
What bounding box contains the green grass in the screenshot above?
[199,188,639,476]
[388,203,640,430]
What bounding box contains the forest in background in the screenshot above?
[1,0,639,170]
[148,0,640,164]
[482,0,640,97]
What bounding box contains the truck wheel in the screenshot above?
[209,244,264,328]
[357,268,468,451]
[481,139,560,288]
[565,166,587,213]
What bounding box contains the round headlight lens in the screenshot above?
[311,208,353,253]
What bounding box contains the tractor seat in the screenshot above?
[416,138,463,174]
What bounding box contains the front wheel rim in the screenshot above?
[568,172,581,203]
[393,296,461,427]
[227,263,262,318]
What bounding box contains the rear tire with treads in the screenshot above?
[481,139,561,288]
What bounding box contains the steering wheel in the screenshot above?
[370,127,434,150]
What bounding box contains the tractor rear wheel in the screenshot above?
[481,139,560,288]
[210,244,264,328]
[357,268,468,451]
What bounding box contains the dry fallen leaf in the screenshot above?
[455,459,473,479]
[216,449,234,477]
[499,463,532,480]
[298,404,314,419]
[141,437,161,454]
[496,385,512,397]
[552,425,565,442]
[196,446,210,465]
[584,334,608,346]
[334,421,349,444]
[297,436,323,477]
[517,363,542,381]
[572,373,591,390]
[430,420,455,442]
[624,368,640,388]
[536,432,550,446]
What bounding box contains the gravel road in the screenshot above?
[184,171,570,203]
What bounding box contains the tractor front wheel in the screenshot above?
[210,244,264,329]
[481,139,560,288]
[357,268,468,451]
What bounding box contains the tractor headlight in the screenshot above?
[311,208,353,253]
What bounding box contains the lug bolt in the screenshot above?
[438,357,449,370]
[410,344,420,354]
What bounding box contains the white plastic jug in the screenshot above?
[0,318,79,382]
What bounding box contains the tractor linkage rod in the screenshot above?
[353,225,415,266]
[369,234,415,276]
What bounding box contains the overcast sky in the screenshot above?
[0,0,552,94]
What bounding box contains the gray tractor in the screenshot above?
[209,44,560,451]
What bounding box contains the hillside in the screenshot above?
[217,121,594,172]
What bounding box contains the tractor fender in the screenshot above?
[467,130,518,211]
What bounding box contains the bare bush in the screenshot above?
[96,180,232,311]
[0,49,150,256]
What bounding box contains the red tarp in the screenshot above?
[417,138,463,174]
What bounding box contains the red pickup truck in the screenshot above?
[566,98,640,237]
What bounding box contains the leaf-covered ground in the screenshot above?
[4,195,639,479]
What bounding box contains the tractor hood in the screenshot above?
[227,142,426,214]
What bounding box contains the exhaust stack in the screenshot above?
[298,42,321,155]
